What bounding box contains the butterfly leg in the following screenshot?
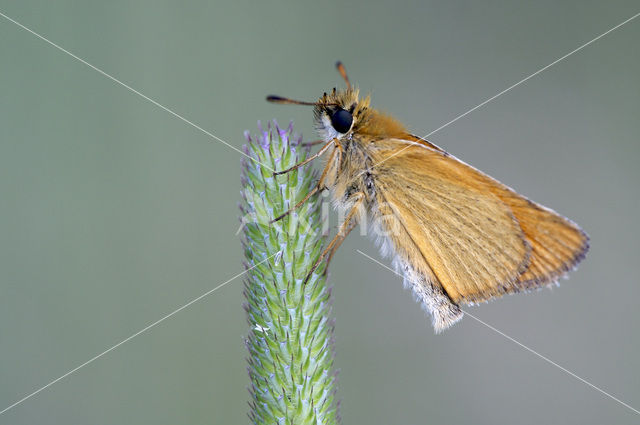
[303,192,364,285]
[273,138,336,176]
[270,148,337,223]
[270,185,320,223]
[323,219,357,272]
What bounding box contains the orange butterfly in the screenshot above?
[268,62,589,332]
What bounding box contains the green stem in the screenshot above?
[240,121,339,425]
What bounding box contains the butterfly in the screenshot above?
[267,62,589,332]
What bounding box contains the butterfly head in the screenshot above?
[266,62,372,142]
[312,87,370,141]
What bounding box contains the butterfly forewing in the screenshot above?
[486,177,589,289]
[370,140,531,303]
[370,137,587,304]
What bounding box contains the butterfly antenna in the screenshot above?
[266,95,317,106]
[266,95,339,107]
[335,61,351,90]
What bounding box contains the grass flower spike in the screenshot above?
[240,121,339,425]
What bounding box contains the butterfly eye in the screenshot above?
[330,109,353,133]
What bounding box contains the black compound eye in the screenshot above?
[330,109,353,133]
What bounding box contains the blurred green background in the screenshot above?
[1,1,639,424]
